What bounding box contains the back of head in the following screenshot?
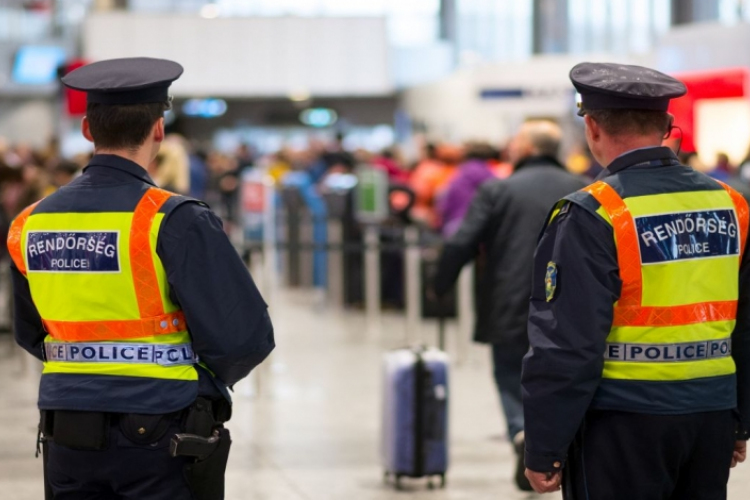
[521,120,562,158]
[585,108,671,140]
[61,57,182,155]
[86,102,168,152]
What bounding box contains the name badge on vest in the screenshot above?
[635,210,740,264]
[26,231,121,273]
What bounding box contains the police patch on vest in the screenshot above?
[635,210,739,264]
[26,231,120,273]
[605,339,731,362]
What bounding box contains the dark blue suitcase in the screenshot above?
[381,342,449,489]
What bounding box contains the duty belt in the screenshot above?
[44,342,197,366]
[604,339,731,363]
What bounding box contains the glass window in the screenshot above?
[719,0,742,23]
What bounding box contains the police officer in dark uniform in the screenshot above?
[8,58,275,499]
[522,63,750,498]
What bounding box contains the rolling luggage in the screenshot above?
[381,319,449,489]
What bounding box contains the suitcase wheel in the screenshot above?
[395,475,404,490]
[440,474,447,488]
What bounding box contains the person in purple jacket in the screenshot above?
[437,143,498,237]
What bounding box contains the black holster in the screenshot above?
[173,398,232,500]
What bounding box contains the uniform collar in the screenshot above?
[597,146,679,180]
[84,154,157,186]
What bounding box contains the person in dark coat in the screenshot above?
[433,120,587,490]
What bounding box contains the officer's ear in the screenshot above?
[81,116,94,143]
[152,117,165,144]
[584,114,601,142]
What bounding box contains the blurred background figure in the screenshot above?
[409,143,460,230]
[711,152,735,182]
[437,142,497,237]
[433,120,587,491]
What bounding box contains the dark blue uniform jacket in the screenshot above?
[522,147,750,472]
[11,154,275,414]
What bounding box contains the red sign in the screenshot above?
[668,67,750,153]
[63,59,88,116]
[242,179,265,213]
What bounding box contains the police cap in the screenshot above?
[570,62,687,117]
[61,57,183,105]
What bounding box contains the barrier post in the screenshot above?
[327,220,344,308]
[456,264,474,366]
[364,225,381,334]
[404,226,421,344]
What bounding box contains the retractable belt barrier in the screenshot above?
[44,342,196,366]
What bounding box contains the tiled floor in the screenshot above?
[1,289,749,499]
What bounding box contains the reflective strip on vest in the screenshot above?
[605,339,731,362]
[715,179,750,263]
[44,342,196,366]
[7,201,41,275]
[581,180,746,382]
[42,311,187,342]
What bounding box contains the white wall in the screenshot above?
[83,13,393,98]
[657,22,750,73]
[401,54,635,144]
[0,99,56,147]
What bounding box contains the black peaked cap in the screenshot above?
[61,57,183,105]
[571,62,687,116]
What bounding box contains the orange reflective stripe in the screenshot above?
[613,301,737,327]
[130,188,173,318]
[715,180,749,263]
[583,181,642,307]
[44,311,187,342]
[6,202,40,276]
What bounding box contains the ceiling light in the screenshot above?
[201,4,220,19]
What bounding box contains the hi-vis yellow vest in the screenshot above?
[582,180,749,383]
[7,187,198,382]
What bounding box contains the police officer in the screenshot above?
[7,58,275,500]
[522,62,750,499]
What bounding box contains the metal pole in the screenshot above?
[254,175,278,398]
[327,220,344,308]
[404,226,422,345]
[456,263,475,366]
[364,225,381,334]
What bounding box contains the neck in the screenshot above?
[94,147,152,171]
[599,137,663,167]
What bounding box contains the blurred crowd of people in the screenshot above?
[3,130,750,248]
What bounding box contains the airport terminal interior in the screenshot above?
[5,0,750,498]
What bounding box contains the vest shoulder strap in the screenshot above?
[713,180,749,264]
[131,187,175,319]
[582,181,642,307]
[7,201,41,276]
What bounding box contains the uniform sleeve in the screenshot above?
[733,230,750,440]
[522,204,622,472]
[433,183,495,296]
[10,264,46,360]
[157,202,275,388]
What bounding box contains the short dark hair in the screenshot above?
[587,109,671,137]
[86,102,166,151]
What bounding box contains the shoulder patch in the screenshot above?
[545,262,558,302]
